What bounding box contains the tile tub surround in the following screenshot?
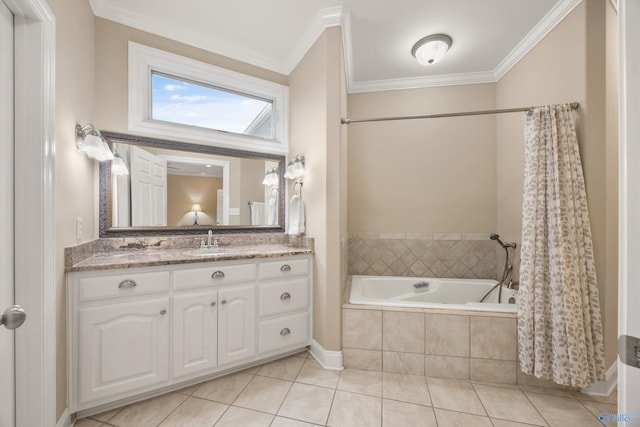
[348,233,498,279]
[342,305,565,389]
[75,351,613,427]
[65,233,314,272]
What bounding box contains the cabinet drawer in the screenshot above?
[258,312,309,354]
[174,263,256,290]
[79,271,169,301]
[258,258,309,280]
[258,278,308,317]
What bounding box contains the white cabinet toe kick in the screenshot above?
[67,255,313,413]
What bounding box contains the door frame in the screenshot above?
[4,0,56,425]
[618,0,640,416]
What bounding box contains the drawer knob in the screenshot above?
[210,302,216,307]
[280,328,291,336]
[211,271,225,279]
[280,264,292,272]
[160,309,167,315]
[118,279,137,289]
[221,300,227,305]
[280,292,291,301]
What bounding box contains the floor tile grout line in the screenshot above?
[575,397,615,424]
[520,389,552,427]
[154,393,190,427]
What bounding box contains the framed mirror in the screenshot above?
[99,132,285,237]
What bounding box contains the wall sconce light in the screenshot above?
[284,155,305,180]
[111,147,129,176]
[262,167,279,187]
[75,124,114,161]
[191,203,202,225]
[411,34,452,65]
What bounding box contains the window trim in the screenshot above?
[128,42,289,154]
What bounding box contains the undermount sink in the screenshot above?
[187,249,229,257]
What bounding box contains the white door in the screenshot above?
[173,290,218,378]
[130,145,167,226]
[218,284,256,365]
[618,0,640,420]
[1,2,16,425]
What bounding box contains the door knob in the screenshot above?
[1,305,27,330]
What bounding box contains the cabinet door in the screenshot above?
[218,284,256,365]
[173,290,218,379]
[79,298,169,405]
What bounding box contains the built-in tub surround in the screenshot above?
[348,233,499,279]
[65,233,313,272]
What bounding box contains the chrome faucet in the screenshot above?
[207,230,213,247]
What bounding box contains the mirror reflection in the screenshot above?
[100,132,285,236]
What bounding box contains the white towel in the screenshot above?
[267,189,278,225]
[288,194,305,235]
[250,202,264,225]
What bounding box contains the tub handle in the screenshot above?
[413,281,429,289]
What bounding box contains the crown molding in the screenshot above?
[89,0,290,74]
[348,71,497,93]
[492,0,583,81]
[283,6,347,74]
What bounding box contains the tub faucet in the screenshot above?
[480,233,517,303]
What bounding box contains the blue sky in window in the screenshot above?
[151,74,272,135]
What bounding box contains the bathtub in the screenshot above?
[349,275,518,313]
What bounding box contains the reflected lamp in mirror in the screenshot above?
[191,203,202,225]
[111,148,129,176]
[284,155,305,180]
[75,124,114,162]
[262,167,279,187]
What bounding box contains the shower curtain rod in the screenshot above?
[340,102,579,125]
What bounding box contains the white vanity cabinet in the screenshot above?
[69,270,171,407]
[67,254,312,414]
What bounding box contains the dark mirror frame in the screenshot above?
[99,131,286,237]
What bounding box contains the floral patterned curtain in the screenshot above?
[518,104,606,388]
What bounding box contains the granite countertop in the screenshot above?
[66,244,313,273]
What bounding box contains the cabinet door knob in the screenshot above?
[280,264,291,272]
[118,279,137,289]
[160,309,167,315]
[211,271,225,279]
[280,292,291,301]
[280,328,291,336]
[221,300,227,305]
[210,301,216,307]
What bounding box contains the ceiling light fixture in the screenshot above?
[411,34,452,66]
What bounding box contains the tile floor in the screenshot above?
[75,351,616,427]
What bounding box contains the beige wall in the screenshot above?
[289,27,346,351]
[50,0,97,419]
[496,0,618,365]
[347,84,497,233]
[167,175,222,226]
[94,17,287,134]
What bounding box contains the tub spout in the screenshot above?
[413,281,429,289]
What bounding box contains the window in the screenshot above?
[129,42,288,153]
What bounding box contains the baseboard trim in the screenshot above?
[581,360,617,396]
[309,339,344,371]
[56,409,72,427]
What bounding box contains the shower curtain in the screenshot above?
[518,104,606,388]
